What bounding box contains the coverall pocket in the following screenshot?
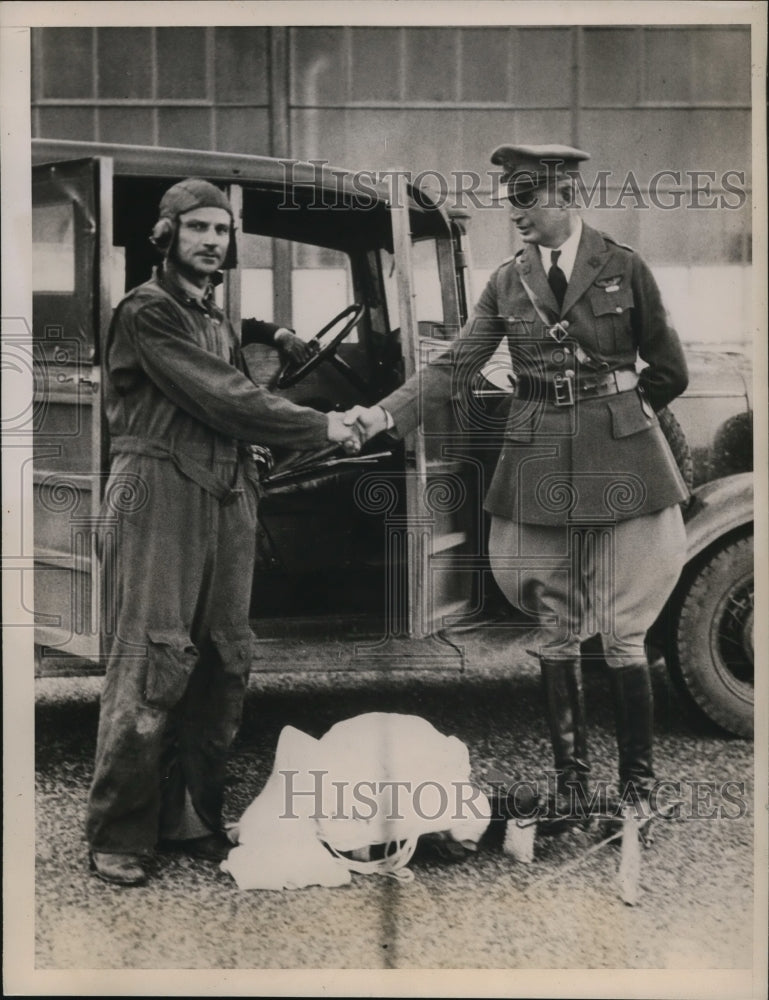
[588,286,634,352]
[145,630,198,710]
[606,391,657,438]
[210,628,256,678]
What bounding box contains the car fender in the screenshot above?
[682,472,753,562]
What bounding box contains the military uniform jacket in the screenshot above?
[382,223,690,525]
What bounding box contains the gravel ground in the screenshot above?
[34,627,755,972]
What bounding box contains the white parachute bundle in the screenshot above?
[221,712,491,891]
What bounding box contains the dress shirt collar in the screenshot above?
[538,216,583,283]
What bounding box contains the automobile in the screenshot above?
[29,138,754,738]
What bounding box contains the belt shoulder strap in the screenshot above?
[517,270,558,330]
[517,271,607,370]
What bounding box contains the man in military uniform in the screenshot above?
[345,144,689,818]
[87,178,359,886]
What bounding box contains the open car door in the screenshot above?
[245,173,477,669]
[378,175,477,655]
[32,156,112,673]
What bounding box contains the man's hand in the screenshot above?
[327,411,363,454]
[343,405,389,444]
[274,328,314,364]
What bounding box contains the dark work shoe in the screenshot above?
[159,832,232,863]
[90,851,147,886]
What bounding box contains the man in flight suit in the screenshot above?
[345,144,689,819]
[87,178,359,885]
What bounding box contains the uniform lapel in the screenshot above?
[561,224,611,316]
[515,244,560,318]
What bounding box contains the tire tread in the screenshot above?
[672,535,753,737]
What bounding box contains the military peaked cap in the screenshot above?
[490,143,590,200]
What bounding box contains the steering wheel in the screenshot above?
[276,303,365,390]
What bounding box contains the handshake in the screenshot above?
[326,405,390,455]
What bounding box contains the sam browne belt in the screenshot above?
[515,368,639,407]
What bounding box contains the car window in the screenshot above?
[239,233,355,341]
[292,244,354,339]
[32,201,75,293]
[381,238,445,336]
[239,231,275,323]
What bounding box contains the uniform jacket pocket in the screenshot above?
[504,306,544,344]
[211,628,256,678]
[606,391,657,439]
[145,630,198,710]
[588,285,634,352]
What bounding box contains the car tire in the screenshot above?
[658,405,694,490]
[670,534,754,737]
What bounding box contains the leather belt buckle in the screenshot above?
[615,370,638,393]
[552,373,575,407]
[579,377,605,397]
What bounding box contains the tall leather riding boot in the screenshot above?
[540,657,590,815]
[610,662,655,802]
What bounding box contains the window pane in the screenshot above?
[582,29,638,106]
[350,28,401,102]
[33,202,75,292]
[158,107,212,150]
[460,28,510,102]
[412,240,444,327]
[216,108,270,155]
[39,28,94,99]
[381,241,445,332]
[214,27,268,103]
[157,27,207,99]
[513,29,572,107]
[290,27,348,105]
[97,27,152,99]
[38,106,96,142]
[289,246,353,336]
[693,28,750,103]
[242,270,274,323]
[99,108,154,146]
[292,269,352,338]
[643,30,692,103]
[405,29,457,101]
[239,232,273,268]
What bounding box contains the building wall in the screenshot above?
[32,25,752,349]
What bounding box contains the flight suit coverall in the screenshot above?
[86,266,328,855]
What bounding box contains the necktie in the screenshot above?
[548,249,567,309]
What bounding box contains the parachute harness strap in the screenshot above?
[323,837,418,882]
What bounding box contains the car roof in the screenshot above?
[30,138,455,217]
[33,138,387,198]
[32,138,450,251]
